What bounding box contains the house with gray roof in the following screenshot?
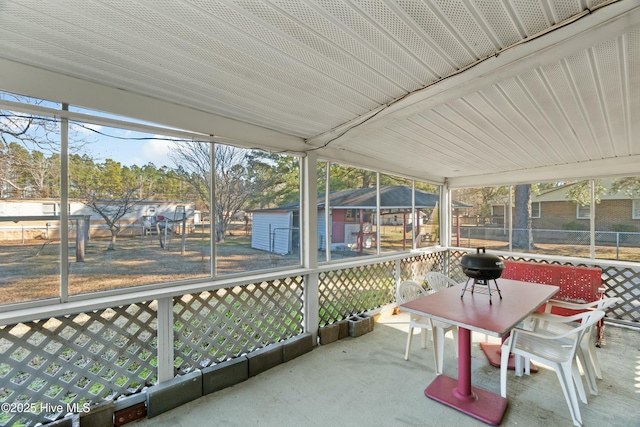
[250,186,469,254]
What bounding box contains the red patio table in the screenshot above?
[400,278,558,425]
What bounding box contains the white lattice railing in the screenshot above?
[173,277,304,374]
[1,249,639,426]
[318,261,395,326]
[316,252,448,327]
[0,303,158,426]
[0,274,308,427]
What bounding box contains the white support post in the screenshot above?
[301,152,319,343]
[324,161,331,262]
[590,180,596,259]
[156,297,175,383]
[508,186,513,252]
[60,103,69,302]
[441,183,452,275]
[376,172,381,254]
[411,181,416,250]
[210,143,216,277]
[441,183,451,247]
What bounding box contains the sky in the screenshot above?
[67,105,181,168]
[73,123,176,168]
[1,91,180,168]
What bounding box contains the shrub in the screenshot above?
[562,221,587,230]
[610,224,637,232]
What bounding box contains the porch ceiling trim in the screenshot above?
[447,153,640,188]
[0,58,307,154]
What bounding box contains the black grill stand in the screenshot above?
[460,278,503,305]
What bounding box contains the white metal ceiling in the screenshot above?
[0,0,639,186]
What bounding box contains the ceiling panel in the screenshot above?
[0,0,639,186]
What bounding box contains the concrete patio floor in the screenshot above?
[134,311,639,427]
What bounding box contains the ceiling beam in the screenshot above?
[317,145,445,185]
[307,1,640,148]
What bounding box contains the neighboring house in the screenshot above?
[530,180,640,232]
[250,186,469,253]
[488,180,640,232]
[0,199,198,241]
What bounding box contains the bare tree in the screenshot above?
[1,95,89,197]
[1,95,89,154]
[169,140,211,213]
[70,155,150,250]
[1,110,61,152]
[169,142,268,242]
[0,142,30,197]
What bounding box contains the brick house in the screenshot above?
[531,181,640,232]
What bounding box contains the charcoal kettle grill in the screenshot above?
[460,247,505,304]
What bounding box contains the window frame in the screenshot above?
[632,199,640,220]
[576,203,590,219]
[531,202,540,218]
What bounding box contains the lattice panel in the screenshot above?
[173,277,304,373]
[446,250,467,282]
[0,302,157,426]
[399,252,445,283]
[319,261,395,326]
[600,265,640,323]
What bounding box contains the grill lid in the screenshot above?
[461,247,505,280]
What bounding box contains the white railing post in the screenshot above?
[157,297,175,383]
[304,273,320,343]
[395,259,402,299]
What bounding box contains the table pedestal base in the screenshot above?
[425,375,507,425]
[479,342,538,372]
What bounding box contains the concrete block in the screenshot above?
[79,400,114,427]
[282,333,313,362]
[348,315,373,337]
[202,356,248,395]
[362,314,375,332]
[337,320,349,339]
[318,323,339,345]
[247,343,283,377]
[146,371,202,418]
[46,416,74,427]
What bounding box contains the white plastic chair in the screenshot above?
[529,297,621,397]
[425,272,458,292]
[501,310,605,427]
[425,273,476,341]
[397,280,458,375]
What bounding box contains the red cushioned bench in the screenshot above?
[501,260,606,344]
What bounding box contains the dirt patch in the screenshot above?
[3,227,636,306]
[0,229,299,305]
